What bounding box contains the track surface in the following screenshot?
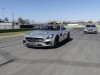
[0,28,100,75]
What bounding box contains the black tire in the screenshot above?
[67,32,70,40]
[26,45,31,48]
[95,31,98,34]
[84,31,87,34]
[54,35,59,48]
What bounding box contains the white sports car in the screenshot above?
[23,25,70,48]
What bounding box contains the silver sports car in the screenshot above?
[23,25,70,48]
[84,25,98,34]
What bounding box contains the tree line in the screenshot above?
[0,17,31,24]
[1,17,100,25]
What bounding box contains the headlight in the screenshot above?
[84,29,88,31]
[46,34,54,39]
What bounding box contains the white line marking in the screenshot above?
[0,34,24,38]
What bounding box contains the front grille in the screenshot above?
[25,37,43,42]
[88,29,93,31]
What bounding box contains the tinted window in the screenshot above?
[86,25,96,27]
[86,25,90,27]
[40,25,60,31]
[91,25,96,27]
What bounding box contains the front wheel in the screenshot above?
[84,31,87,34]
[67,32,70,40]
[54,36,59,48]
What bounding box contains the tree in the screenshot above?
[63,21,69,25]
[5,17,9,22]
[96,21,100,25]
[87,20,93,24]
[25,19,30,24]
[18,17,26,24]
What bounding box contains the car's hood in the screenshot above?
[25,30,57,37]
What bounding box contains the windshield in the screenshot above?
[86,25,96,27]
[40,25,60,31]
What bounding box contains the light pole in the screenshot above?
[2,8,4,21]
[2,8,6,29]
[32,20,35,24]
[12,12,15,29]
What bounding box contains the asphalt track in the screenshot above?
[0,28,100,75]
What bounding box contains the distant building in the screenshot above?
[0,22,12,26]
[67,21,87,26]
[68,24,78,26]
[0,22,12,29]
[0,22,20,29]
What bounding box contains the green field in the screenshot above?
[0,28,34,33]
[0,31,28,37]
[0,29,34,37]
[65,25,100,30]
[64,25,84,28]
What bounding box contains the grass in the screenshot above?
[0,28,35,37]
[97,26,100,30]
[64,25,84,29]
[0,28,34,33]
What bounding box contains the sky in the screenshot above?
[0,0,100,23]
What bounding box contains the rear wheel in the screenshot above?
[67,32,70,40]
[95,31,98,34]
[84,31,87,34]
[54,35,59,48]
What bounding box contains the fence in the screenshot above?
[0,25,20,29]
[0,22,20,29]
[0,23,46,29]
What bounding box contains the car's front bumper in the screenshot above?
[23,38,54,47]
[84,30,97,33]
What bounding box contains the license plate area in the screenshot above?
[25,37,43,42]
[88,29,93,31]
[32,42,38,46]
